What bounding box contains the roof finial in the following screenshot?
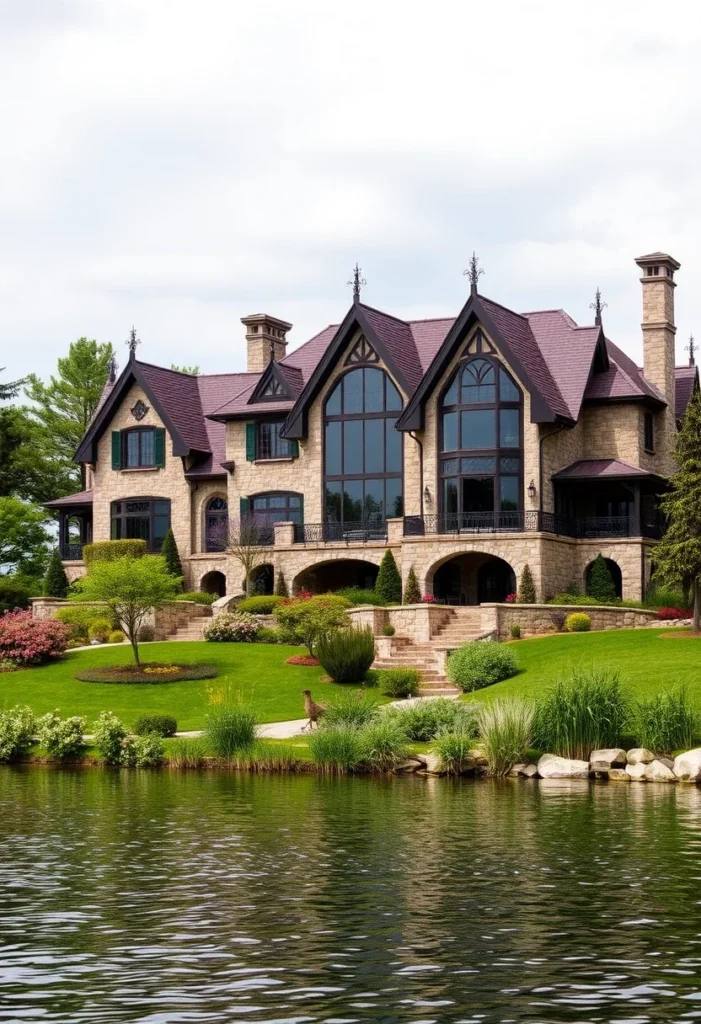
[463,252,484,295]
[686,333,696,367]
[590,287,607,327]
[126,326,140,360]
[107,353,118,383]
[348,262,366,304]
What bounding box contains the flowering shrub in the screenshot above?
[421,594,437,604]
[120,733,165,767]
[566,612,591,632]
[204,612,260,643]
[274,595,350,655]
[0,705,35,761]
[657,607,692,621]
[505,593,518,604]
[93,712,128,765]
[0,611,69,666]
[37,712,86,759]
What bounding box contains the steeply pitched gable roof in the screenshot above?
[675,365,698,421]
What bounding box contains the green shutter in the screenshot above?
[240,496,250,518]
[154,427,166,468]
[288,439,299,458]
[111,431,121,470]
[245,423,256,461]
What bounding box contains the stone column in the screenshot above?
[273,521,295,546]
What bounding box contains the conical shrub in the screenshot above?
[375,549,402,604]
[518,564,536,604]
[403,565,421,604]
[44,547,69,598]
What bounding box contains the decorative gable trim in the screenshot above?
[462,328,496,357]
[344,334,379,365]
[248,361,298,404]
[282,306,412,440]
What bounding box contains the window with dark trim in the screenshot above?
[204,496,228,552]
[439,355,523,521]
[251,493,303,525]
[324,366,404,527]
[256,421,294,459]
[643,412,655,453]
[110,498,171,551]
[111,427,165,469]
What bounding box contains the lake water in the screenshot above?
[2,768,701,1023]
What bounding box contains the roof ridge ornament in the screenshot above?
[590,287,607,327]
[687,334,696,367]
[126,326,141,360]
[107,354,118,383]
[463,252,484,295]
[348,262,366,304]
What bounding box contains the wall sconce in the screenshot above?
[528,479,537,501]
[423,486,431,505]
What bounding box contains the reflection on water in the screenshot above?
[1,768,701,1022]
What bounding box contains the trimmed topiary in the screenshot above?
[160,528,183,583]
[403,565,421,605]
[518,564,536,604]
[275,571,289,597]
[586,553,617,604]
[316,626,375,684]
[133,714,177,737]
[375,549,402,604]
[237,595,284,615]
[566,612,591,632]
[83,539,147,566]
[44,548,69,598]
[447,641,518,693]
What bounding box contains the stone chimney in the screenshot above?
[241,313,292,373]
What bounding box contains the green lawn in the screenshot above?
[470,628,701,703]
[1,642,374,730]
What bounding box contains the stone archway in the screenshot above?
[294,559,380,595]
[200,570,227,597]
[429,552,516,605]
[246,563,275,596]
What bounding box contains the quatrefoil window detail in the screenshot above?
[131,400,149,421]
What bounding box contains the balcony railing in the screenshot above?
[60,543,84,560]
[294,521,388,544]
[403,511,664,540]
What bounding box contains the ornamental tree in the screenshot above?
[586,553,617,604]
[518,564,537,604]
[403,565,421,604]
[76,555,181,666]
[375,549,402,604]
[274,570,289,597]
[44,547,70,598]
[160,528,183,583]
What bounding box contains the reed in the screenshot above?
[167,738,208,768]
[477,700,534,776]
[204,704,257,758]
[532,668,629,760]
[307,726,369,773]
[322,690,379,730]
[432,729,476,775]
[633,688,699,755]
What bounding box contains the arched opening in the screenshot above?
[246,563,275,596]
[295,559,379,595]
[585,558,622,600]
[204,495,228,552]
[432,553,516,605]
[200,570,227,597]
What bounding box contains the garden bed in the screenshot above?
[74,663,218,684]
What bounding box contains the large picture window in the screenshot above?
[110,498,171,551]
[324,366,403,527]
[251,493,303,525]
[439,355,522,525]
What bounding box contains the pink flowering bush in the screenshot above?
[505,593,518,604]
[0,610,69,666]
[421,594,437,604]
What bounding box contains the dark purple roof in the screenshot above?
[583,340,664,406]
[359,304,423,391]
[137,362,211,453]
[45,489,93,508]
[552,459,652,481]
[675,365,697,420]
[524,310,600,419]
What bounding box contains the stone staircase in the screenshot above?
[165,606,213,641]
[373,607,487,696]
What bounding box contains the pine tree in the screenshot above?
[275,570,289,597]
[160,528,183,585]
[654,385,701,630]
[518,564,536,604]
[586,553,617,603]
[403,564,421,604]
[375,549,402,604]
[44,547,69,598]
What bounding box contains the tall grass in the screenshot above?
[477,700,534,776]
[322,690,379,729]
[205,704,257,758]
[316,626,375,683]
[307,726,370,773]
[360,720,409,771]
[633,688,699,754]
[230,741,309,772]
[167,738,208,768]
[532,668,629,760]
[432,729,476,775]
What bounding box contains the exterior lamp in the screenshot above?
[423,486,431,505]
[528,479,537,501]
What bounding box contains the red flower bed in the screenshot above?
[285,655,320,666]
[0,610,69,666]
[421,594,437,604]
[657,607,692,621]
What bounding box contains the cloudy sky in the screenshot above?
[1,0,700,382]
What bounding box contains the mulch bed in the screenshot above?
[75,663,218,684]
[285,655,320,666]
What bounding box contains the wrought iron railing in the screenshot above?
[403,512,664,540]
[60,543,84,560]
[294,521,388,544]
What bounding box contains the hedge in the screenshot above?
[83,540,147,566]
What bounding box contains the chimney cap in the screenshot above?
[635,252,681,272]
[240,313,293,332]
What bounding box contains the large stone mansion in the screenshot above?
[47,252,698,604]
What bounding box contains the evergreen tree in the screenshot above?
[375,549,402,604]
[275,570,289,597]
[403,564,421,604]
[160,528,183,584]
[654,385,701,630]
[586,553,617,603]
[44,547,70,598]
[518,564,537,604]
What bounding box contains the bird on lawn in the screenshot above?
[302,690,326,730]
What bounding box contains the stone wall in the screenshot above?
[482,602,658,640]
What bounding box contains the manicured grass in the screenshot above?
[1,642,381,730]
[469,629,701,703]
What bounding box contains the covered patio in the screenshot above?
[552,459,665,539]
[45,490,93,561]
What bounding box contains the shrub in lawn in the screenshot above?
[54,605,117,644]
[385,699,479,742]
[518,564,536,604]
[205,703,257,758]
[447,641,518,692]
[93,712,129,765]
[0,705,36,762]
[256,626,283,644]
[566,612,591,632]
[375,549,402,604]
[322,690,379,729]
[378,668,421,698]
[274,594,350,655]
[432,730,476,775]
[0,610,69,666]
[657,607,692,620]
[275,570,289,598]
[133,714,178,738]
[44,548,69,598]
[168,737,208,768]
[121,733,165,768]
[108,630,124,644]
[477,699,534,776]
[82,539,147,566]
[316,626,375,684]
[334,587,384,606]
[403,565,422,605]
[586,553,617,604]
[203,612,259,642]
[633,688,700,754]
[382,624,395,637]
[37,712,86,759]
[175,591,217,605]
[0,577,31,611]
[88,617,112,643]
[307,726,369,773]
[360,719,409,771]
[532,669,630,760]
[160,528,183,583]
[510,624,521,640]
[237,595,285,615]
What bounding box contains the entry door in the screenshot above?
[462,477,495,529]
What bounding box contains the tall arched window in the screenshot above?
[439,355,522,526]
[205,496,228,552]
[324,366,404,529]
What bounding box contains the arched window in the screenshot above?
[205,496,228,552]
[324,366,403,529]
[439,354,522,526]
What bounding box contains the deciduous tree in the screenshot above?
[0,497,51,578]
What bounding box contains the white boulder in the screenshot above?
[626,762,648,781]
[643,759,676,783]
[608,768,631,782]
[590,748,627,770]
[537,754,590,779]
[673,748,701,783]
[627,748,655,765]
